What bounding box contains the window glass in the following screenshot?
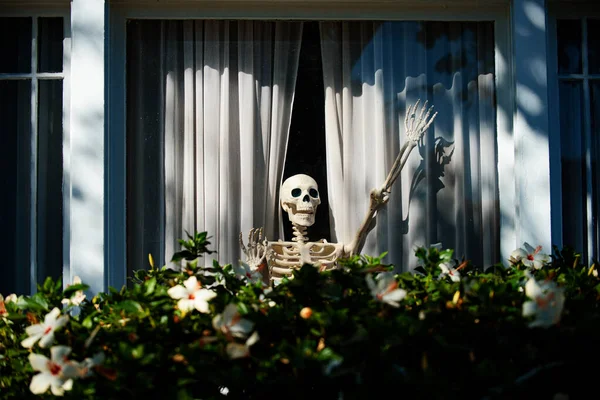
[557,19,582,74]
[0,17,32,73]
[587,19,600,75]
[591,82,600,255]
[0,80,32,295]
[559,81,586,251]
[37,79,63,284]
[38,17,64,73]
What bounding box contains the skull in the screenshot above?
[280,174,321,227]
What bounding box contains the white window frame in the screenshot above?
[0,4,71,294]
[547,1,600,264]
[105,0,521,291]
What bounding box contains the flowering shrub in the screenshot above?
[1,234,600,399]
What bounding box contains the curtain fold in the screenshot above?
[320,21,498,271]
[128,20,303,270]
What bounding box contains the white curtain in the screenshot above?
[320,21,499,270]
[128,20,302,269]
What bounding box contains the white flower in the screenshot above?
[439,260,461,282]
[29,346,80,396]
[167,276,216,314]
[366,272,407,307]
[61,276,86,307]
[21,308,69,348]
[4,293,17,303]
[226,331,260,359]
[72,351,106,378]
[212,303,255,340]
[234,261,266,285]
[510,243,551,270]
[522,276,565,328]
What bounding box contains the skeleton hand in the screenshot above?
[404,99,437,144]
[382,99,438,192]
[239,228,269,271]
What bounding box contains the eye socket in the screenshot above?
[309,188,319,198]
[291,188,302,197]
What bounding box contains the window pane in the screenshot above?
[0,80,31,295]
[126,20,165,277]
[37,80,63,285]
[38,17,64,73]
[557,19,582,74]
[0,17,32,73]
[590,82,600,258]
[588,19,600,75]
[559,81,587,253]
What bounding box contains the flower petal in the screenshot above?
[510,248,527,260]
[222,303,239,323]
[21,334,42,349]
[44,308,61,324]
[25,324,45,336]
[194,299,211,314]
[30,373,52,395]
[50,380,67,396]
[230,319,254,338]
[183,276,200,292]
[522,300,537,317]
[523,242,536,254]
[51,345,72,362]
[383,289,407,303]
[167,285,189,300]
[226,343,249,359]
[246,331,260,347]
[525,278,543,299]
[53,315,69,330]
[212,314,224,331]
[365,274,376,293]
[29,353,49,372]
[196,289,217,302]
[39,332,56,348]
[177,299,194,313]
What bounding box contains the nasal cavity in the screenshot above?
[303,194,310,202]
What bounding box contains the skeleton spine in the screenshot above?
[291,225,308,243]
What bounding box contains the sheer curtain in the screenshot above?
[127,20,302,270]
[320,21,499,270]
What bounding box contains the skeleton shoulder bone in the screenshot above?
[239,100,437,283]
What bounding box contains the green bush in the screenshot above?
[1,233,599,400]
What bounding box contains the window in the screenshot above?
[554,17,600,263]
[124,17,499,273]
[0,15,66,294]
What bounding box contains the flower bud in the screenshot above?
[300,307,312,319]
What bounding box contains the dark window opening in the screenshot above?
[283,21,330,243]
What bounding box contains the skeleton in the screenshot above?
[240,100,437,284]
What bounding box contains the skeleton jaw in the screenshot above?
[285,203,316,226]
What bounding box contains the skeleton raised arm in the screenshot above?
[345,100,437,256]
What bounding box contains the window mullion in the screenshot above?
[30,16,38,294]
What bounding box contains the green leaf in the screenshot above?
[63,283,90,299]
[118,300,145,316]
[144,277,157,297]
